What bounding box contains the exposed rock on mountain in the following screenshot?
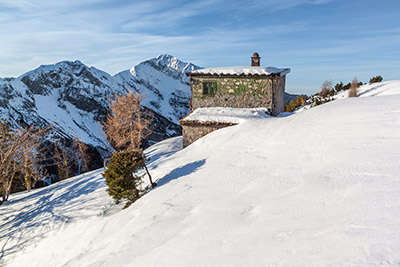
[0,55,200,176]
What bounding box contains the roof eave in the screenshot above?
[186,68,291,77]
[279,68,291,76]
[186,73,280,78]
[180,120,237,126]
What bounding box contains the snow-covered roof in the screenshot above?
[180,107,271,125]
[188,66,290,77]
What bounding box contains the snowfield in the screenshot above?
[2,81,400,266]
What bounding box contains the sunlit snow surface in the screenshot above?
[182,107,271,124]
[2,81,400,266]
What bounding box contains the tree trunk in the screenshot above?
[5,162,17,201]
[142,154,156,188]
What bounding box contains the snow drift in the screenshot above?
[2,81,400,266]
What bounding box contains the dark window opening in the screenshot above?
[203,82,215,95]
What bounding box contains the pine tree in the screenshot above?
[335,82,344,92]
[369,75,383,84]
[103,151,144,207]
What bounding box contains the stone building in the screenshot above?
[180,53,290,147]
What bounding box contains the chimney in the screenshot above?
[251,52,260,67]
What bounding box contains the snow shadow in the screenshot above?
[358,83,387,97]
[0,171,105,263]
[147,151,177,170]
[156,159,206,187]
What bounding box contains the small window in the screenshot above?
[203,82,215,95]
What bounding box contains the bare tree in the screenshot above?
[73,135,90,174]
[103,92,155,187]
[21,147,36,191]
[104,92,152,151]
[53,142,73,180]
[61,147,71,178]
[348,77,360,97]
[319,80,333,98]
[0,120,50,203]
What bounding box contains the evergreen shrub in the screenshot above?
[103,150,145,207]
[369,76,383,84]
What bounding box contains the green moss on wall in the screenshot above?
[191,77,274,99]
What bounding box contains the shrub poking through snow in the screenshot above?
[349,78,360,97]
[308,81,334,107]
[296,95,306,106]
[103,151,144,207]
[319,80,334,98]
[285,96,307,112]
[369,75,383,84]
[335,81,345,92]
[285,100,297,112]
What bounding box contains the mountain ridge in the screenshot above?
[0,55,200,180]
[0,54,200,149]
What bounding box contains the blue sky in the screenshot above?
[1,0,400,94]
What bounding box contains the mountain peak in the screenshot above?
[130,54,200,77]
[153,54,192,71]
[55,60,85,67]
[18,60,89,80]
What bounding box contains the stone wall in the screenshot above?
[271,76,286,116]
[182,124,232,147]
[190,76,289,115]
[190,76,275,112]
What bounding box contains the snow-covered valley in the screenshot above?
[1,81,400,266]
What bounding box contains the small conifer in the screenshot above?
[103,150,145,207]
[369,75,383,84]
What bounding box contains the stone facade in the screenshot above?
[272,75,286,116]
[190,75,286,116]
[182,123,233,147]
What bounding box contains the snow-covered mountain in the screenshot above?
[2,81,400,266]
[115,54,198,122]
[0,55,200,155]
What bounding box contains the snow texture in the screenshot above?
[181,107,271,124]
[189,66,290,76]
[2,81,400,266]
[335,80,400,99]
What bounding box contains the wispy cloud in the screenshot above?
[0,0,399,94]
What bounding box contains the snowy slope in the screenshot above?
[335,80,400,99]
[3,81,400,266]
[0,137,183,266]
